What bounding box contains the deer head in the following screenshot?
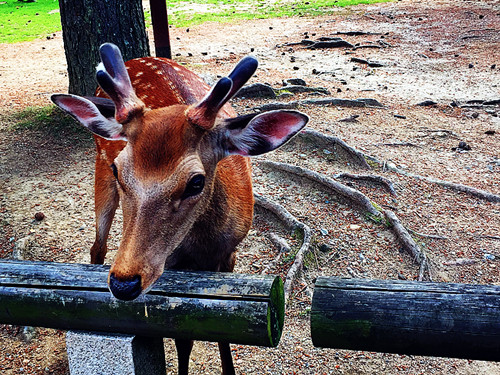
[51,43,308,300]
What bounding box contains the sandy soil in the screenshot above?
[0,0,499,374]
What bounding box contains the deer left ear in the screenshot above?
[222,110,309,156]
[51,94,127,141]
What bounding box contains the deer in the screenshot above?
[51,43,308,374]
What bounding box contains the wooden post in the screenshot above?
[149,0,172,58]
[0,260,284,347]
[311,277,500,361]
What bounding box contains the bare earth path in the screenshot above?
[0,0,499,374]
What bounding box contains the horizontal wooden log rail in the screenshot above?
[0,259,284,347]
[311,277,500,361]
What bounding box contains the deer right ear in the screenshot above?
[51,94,127,141]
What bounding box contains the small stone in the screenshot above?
[471,112,479,118]
[323,149,332,155]
[468,63,474,68]
[284,78,307,86]
[319,244,331,253]
[34,212,45,221]
[491,64,496,69]
[398,273,407,280]
[417,100,437,106]
[484,253,496,261]
[234,83,276,99]
[349,224,361,230]
[320,228,328,236]
[457,141,471,151]
[485,130,496,135]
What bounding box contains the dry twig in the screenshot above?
[407,228,448,240]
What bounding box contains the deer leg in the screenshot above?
[175,339,193,375]
[217,254,236,374]
[90,158,119,265]
[219,342,235,375]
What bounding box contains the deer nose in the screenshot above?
[108,273,142,301]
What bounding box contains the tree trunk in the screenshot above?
[58,0,150,96]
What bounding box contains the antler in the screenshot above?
[96,43,145,124]
[188,56,258,130]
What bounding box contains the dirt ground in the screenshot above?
[0,0,499,374]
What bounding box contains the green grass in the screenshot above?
[163,0,391,27]
[10,105,73,130]
[6,105,92,143]
[1,0,390,43]
[0,0,61,43]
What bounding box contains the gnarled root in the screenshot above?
[254,194,312,302]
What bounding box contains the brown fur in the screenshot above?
[91,58,253,291]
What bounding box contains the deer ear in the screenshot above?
[222,110,308,156]
[51,94,127,141]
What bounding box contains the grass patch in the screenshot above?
[3,0,391,43]
[10,105,74,131]
[0,0,61,43]
[163,0,392,27]
[7,106,92,144]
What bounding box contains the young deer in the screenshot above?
[51,43,308,374]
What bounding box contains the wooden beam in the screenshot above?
[0,260,284,347]
[311,277,500,361]
[149,0,172,58]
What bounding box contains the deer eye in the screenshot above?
[182,174,205,200]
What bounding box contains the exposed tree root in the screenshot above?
[294,128,499,203]
[297,128,372,169]
[255,158,437,285]
[415,176,500,203]
[256,159,381,217]
[254,194,312,303]
[374,158,500,203]
[475,235,500,241]
[255,97,384,112]
[333,172,397,196]
[443,258,477,266]
[268,232,292,253]
[384,210,430,281]
[255,128,496,287]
